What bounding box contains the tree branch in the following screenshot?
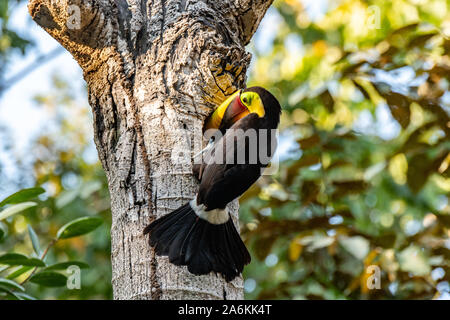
[0,47,63,95]
[28,0,113,70]
[235,0,274,45]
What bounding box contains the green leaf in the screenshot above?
[29,271,67,287]
[0,286,22,300]
[0,202,37,221]
[27,225,41,256]
[6,266,33,280]
[0,1,8,20]
[14,292,37,300]
[0,265,9,273]
[44,261,89,271]
[0,253,45,267]
[56,216,103,239]
[0,278,25,292]
[0,187,45,207]
[0,222,6,241]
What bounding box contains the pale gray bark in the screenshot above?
[28,0,272,299]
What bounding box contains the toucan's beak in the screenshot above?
[204,90,249,132]
[222,91,250,128]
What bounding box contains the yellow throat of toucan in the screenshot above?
[240,91,265,118]
[204,90,266,131]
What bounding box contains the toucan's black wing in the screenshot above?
[197,113,264,210]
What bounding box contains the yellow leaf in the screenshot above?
[289,238,303,262]
[312,40,327,56]
[389,153,408,185]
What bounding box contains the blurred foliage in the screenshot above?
[241,0,450,299]
[0,0,30,186]
[0,187,104,299]
[0,75,112,299]
[0,0,32,86]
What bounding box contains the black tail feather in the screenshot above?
[143,203,251,282]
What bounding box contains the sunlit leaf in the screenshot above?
[6,266,33,280]
[0,202,37,221]
[299,234,334,251]
[14,292,37,300]
[56,216,103,239]
[390,153,408,185]
[0,187,44,207]
[0,278,25,292]
[339,236,370,260]
[289,237,303,262]
[398,246,431,276]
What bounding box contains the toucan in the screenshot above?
[144,86,281,281]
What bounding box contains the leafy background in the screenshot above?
[0,0,449,299]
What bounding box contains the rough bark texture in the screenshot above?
[28,0,272,299]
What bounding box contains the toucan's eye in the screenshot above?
[242,97,248,104]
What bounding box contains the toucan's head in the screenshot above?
[204,86,281,132]
[242,86,282,129]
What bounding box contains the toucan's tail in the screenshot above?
[143,203,251,282]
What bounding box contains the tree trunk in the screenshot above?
[28,0,272,300]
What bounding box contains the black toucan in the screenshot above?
[144,86,281,281]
